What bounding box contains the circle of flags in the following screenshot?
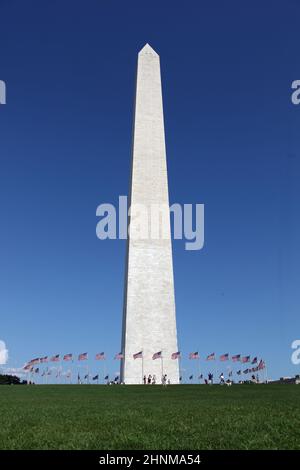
[23,350,266,383]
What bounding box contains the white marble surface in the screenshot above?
[121,44,179,384]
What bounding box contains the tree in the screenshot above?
[0,374,24,385]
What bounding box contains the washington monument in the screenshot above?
[121,44,179,384]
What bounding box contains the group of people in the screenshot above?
[201,372,231,385]
[202,372,214,385]
[143,374,171,385]
[202,372,260,385]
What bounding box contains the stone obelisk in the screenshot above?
[121,44,179,384]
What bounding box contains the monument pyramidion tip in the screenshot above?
[139,43,159,56]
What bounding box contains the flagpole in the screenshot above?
[141,350,144,385]
[197,356,201,384]
[161,352,164,380]
[214,356,217,385]
[236,360,240,383]
[179,355,182,384]
[264,360,268,383]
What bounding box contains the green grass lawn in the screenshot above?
[0,384,299,450]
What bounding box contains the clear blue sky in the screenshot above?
[0,0,299,382]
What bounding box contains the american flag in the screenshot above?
[133,351,143,359]
[189,375,193,380]
[241,355,250,363]
[243,368,249,374]
[206,353,215,361]
[40,356,48,363]
[114,352,124,360]
[152,351,162,360]
[232,354,241,362]
[189,351,199,359]
[23,363,32,371]
[92,375,99,381]
[50,354,60,362]
[95,352,105,360]
[84,374,89,380]
[63,353,73,361]
[220,353,229,361]
[251,357,258,364]
[237,370,241,375]
[258,359,265,370]
[78,352,88,361]
[171,351,181,360]
[104,374,109,380]
[34,367,39,374]
[29,358,40,365]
